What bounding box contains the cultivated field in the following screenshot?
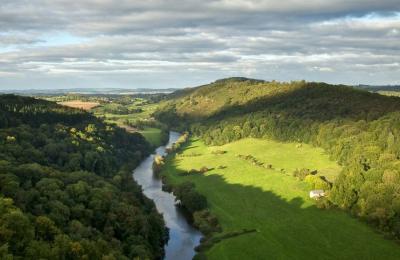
[58,100,100,110]
[92,101,164,145]
[162,138,400,259]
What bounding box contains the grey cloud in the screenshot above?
[0,0,399,88]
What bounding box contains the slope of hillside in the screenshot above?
[161,138,400,259]
[0,95,166,259]
[155,78,400,239]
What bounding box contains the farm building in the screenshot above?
[309,190,325,199]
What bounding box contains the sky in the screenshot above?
[0,0,399,89]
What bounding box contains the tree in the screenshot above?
[35,216,60,241]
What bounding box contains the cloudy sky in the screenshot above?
[0,0,399,89]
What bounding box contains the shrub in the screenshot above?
[174,182,207,213]
[193,210,221,235]
[199,166,210,173]
[304,175,331,190]
[293,168,317,180]
[315,197,334,209]
[152,155,165,174]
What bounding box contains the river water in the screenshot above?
[132,131,202,260]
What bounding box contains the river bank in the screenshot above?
[132,131,202,260]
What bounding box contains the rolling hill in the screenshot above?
[155,78,400,241]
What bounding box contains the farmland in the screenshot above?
[44,94,167,146]
[58,100,100,110]
[161,137,400,259]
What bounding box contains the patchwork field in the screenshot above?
[90,99,166,146]
[58,100,100,110]
[162,138,400,259]
[93,102,159,126]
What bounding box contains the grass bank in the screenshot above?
[161,137,400,259]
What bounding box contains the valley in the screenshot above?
[160,137,400,259]
[2,1,399,259]
[2,78,400,259]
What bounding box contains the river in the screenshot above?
[132,131,202,260]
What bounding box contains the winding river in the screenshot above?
[132,131,202,260]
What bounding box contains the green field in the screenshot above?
[91,99,166,146]
[139,127,163,146]
[93,101,159,126]
[162,138,400,259]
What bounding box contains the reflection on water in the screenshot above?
[133,131,202,260]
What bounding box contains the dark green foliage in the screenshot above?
[155,78,400,238]
[193,210,221,235]
[0,95,166,259]
[174,182,208,213]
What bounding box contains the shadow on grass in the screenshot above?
[178,144,199,151]
[163,158,400,259]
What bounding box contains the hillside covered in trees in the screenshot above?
[155,78,400,238]
[0,95,166,259]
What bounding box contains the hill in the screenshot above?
[155,78,400,239]
[0,95,166,259]
[0,87,179,96]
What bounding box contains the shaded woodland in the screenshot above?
[0,95,166,259]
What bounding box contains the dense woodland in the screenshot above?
[0,95,166,259]
[155,78,400,238]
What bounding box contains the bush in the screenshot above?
[152,155,165,174]
[193,210,221,235]
[305,175,331,190]
[293,168,317,180]
[174,182,207,213]
[315,198,334,209]
[199,166,210,173]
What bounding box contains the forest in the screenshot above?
[155,78,400,239]
[0,95,166,259]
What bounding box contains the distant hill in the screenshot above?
[355,84,400,92]
[354,85,400,97]
[155,78,400,239]
[0,87,179,96]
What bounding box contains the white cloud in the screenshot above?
[0,1,399,88]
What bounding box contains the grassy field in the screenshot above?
[93,102,159,126]
[162,138,400,259]
[139,127,163,147]
[91,100,166,146]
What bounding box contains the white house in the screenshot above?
[309,190,325,199]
